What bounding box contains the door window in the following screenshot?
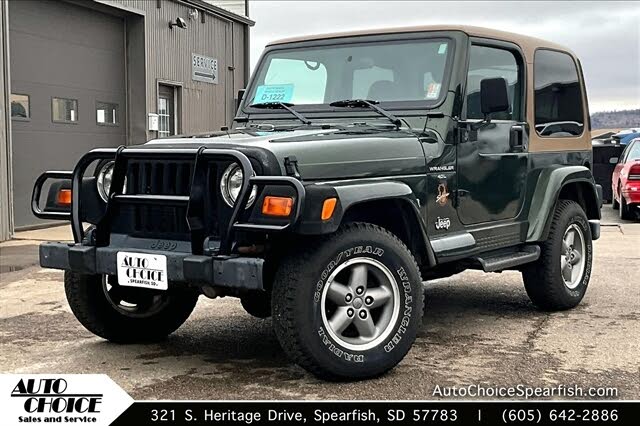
[534,49,584,137]
[158,85,176,138]
[466,45,522,120]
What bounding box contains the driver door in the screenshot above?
[456,41,529,225]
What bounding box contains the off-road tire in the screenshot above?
[271,222,424,381]
[522,200,593,311]
[65,271,199,343]
[241,293,272,318]
[619,195,634,220]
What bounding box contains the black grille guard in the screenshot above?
[32,146,305,256]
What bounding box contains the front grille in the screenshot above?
[110,160,225,240]
[126,161,193,196]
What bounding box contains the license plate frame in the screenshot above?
[116,251,168,291]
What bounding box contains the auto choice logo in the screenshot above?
[1,374,133,426]
[12,378,100,420]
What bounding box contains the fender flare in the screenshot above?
[526,166,601,242]
[298,180,437,266]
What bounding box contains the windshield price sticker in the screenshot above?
[254,84,294,104]
[426,82,441,100]
[438,43,448,54]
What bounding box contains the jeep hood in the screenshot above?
[141,128,426,180]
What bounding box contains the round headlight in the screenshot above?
[220,163,257,208]
[96,161,115,202]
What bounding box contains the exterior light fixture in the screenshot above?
[169,17,187,29]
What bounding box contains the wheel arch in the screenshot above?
[298,181,436,267]
[527,166,601,242]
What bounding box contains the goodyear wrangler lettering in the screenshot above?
[384,267,413,353]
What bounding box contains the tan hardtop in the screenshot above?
[267,25,574,62]
[267,24,588,153]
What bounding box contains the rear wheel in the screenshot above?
[65,272,199,343]
[522,200,593,311]
[619,194,634,220]
[272,223,424,381]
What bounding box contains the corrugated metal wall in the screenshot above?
[0,0,249,240]
[1,0,12,241]
[114,0,248,135]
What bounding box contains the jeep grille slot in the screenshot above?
[127,161,193,196]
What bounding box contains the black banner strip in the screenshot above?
[112,401,639,426]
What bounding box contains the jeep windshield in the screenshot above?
[244,38,452,115]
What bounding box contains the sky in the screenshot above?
[248,1,640,113]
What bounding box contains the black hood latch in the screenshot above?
[284,156,302,181]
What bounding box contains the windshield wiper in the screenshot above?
[329,99,402,128]
[247,102,312,125]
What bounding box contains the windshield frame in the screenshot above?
[241,32,457,118]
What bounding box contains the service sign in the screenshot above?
[192,53,218,84]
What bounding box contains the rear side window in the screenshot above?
[534,49,584,137]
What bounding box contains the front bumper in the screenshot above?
[40,242,264,290]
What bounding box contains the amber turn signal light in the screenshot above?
[321,197,337,220]
[262,196,293,217]
[56,189,72,206]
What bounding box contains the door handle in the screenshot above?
[509,123,528,151]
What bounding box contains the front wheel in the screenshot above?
[271,223,424,381]
[522,200,593,311]
[65,272,199,343]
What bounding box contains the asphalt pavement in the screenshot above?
[1,205,638,400]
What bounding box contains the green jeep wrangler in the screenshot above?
[33,25,602,381]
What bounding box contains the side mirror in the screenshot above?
[236,89,246,113]
[609,157,619,164]
[480,77,510,117]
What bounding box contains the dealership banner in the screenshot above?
[2,375,639,425]
[111,401,639,425]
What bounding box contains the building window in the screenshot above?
[534,49,584,137]
[96,101,119,125]
[52,97,78,123]
[10,94,30,120]
[466,45,522,120]
[158,84,177,138]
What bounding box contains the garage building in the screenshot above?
[0,0,253,240]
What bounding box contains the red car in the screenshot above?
[612,138,640,220]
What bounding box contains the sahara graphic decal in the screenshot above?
[436,183,450,206]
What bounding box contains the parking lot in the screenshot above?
[1,205,638,400]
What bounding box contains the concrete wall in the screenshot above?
[1,0,13,241]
